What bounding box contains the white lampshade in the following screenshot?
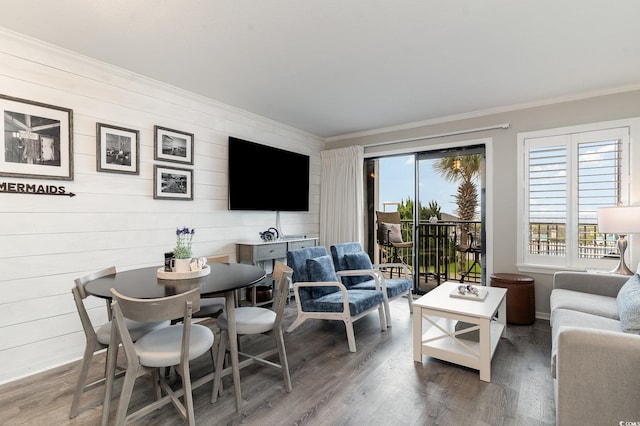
[597,206,640,234]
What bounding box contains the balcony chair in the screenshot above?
[330,242,412,326]
[455,232,482,283]
[69,266,168,419]
[102,287,215,426]
[286,246,387,352]
[212,261,293,402]
[375,211,412,277]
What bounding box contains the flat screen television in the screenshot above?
[228,136,310,211]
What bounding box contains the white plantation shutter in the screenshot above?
[519,125,629,269]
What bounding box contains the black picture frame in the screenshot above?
[153,165,193,200]
[154,125,194,164]
[96,123,140,174]
[0,94,73,180]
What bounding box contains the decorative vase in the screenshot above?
[171,258,192,273]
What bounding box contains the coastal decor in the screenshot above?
[0,94,73,180]
[153,165,193,200]
[154,125,194,164]
[96,123,139,174]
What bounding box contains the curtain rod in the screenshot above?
[363,123,510,148]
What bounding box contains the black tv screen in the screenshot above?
[228,137,310,211]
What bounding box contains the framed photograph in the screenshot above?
[96,123,139,174]
[153,165,193,200]
[154,125,194,164]
[0,94,73,180]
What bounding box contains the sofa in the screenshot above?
[550,270,640,425]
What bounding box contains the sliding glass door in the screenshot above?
[367,144,486,294]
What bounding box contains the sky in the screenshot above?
[378,155,460,216]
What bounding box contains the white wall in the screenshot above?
[0,30,323,384]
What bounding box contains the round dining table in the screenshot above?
[86,262,266,415]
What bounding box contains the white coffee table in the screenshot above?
[413,282,507,382]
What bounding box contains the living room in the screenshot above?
[1,2,640,425]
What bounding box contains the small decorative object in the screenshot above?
[429,214,438,224]
[450,284,488,301]
[259,227,279,241]
[154,125,194,164]
[173,227,195,259]
[154,165,193,200]
[96,123,139,174]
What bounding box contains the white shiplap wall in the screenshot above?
[0,29,323,384]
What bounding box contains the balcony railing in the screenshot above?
[377,220,483,292]
[377,220,620,294]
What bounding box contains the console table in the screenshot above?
[236,237,318,305]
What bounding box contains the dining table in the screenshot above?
[85,262,266,414]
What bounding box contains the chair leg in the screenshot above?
[382,296,392,327]
[114,365,139,426]
[69,343,97,418]
[212,329,228,403]
[274,328,292,392]
[406,291,413,313]
[178,362,196,426]
[286,314,307,332]
[344,319,357,352]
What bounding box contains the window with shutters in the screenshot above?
[517,121,632,271]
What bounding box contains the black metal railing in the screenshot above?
[378,220,621,294]
[378,220,483,292]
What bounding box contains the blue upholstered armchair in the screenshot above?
[286,246,387,352]
[330,242,412,326]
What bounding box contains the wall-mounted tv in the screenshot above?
[228,136,310,211]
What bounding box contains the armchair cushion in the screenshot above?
[301,289,384,316]
[351,278,411,298]
[344,252,374,284]
[617,273,640,334]
[306,255,340,298]
[380,222,403,244]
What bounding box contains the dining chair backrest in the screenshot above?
[111,287,201,324]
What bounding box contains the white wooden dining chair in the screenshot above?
[69,266,168,419]
[102,287,215,426]
[212,261,293,402]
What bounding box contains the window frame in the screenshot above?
[517,118,639,273]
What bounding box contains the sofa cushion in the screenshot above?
[550,289,619,325]
[617,273,640,334]
[306,255,340,298]
[343,252,374,285]
[550,308,621,378]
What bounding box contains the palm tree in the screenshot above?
[432,155,481,222]
[433,155,482,272]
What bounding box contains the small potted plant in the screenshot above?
[172,227,195,272]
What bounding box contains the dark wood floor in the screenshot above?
[0,297,555,425]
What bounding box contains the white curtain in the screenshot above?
[319,145,364,248]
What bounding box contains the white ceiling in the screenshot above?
[1,1,640,138]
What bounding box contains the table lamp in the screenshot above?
[597,206,640,275]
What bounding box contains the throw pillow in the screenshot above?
[617,273,640,334]
[306,255,340,298]
[380,222,403,244]
[344,252,374,285]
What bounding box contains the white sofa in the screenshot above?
[550,270,640,425]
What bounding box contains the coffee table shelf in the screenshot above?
[418,317,505,372]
